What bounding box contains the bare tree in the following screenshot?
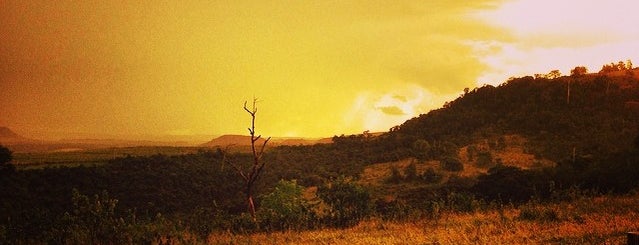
[223,98,271,221]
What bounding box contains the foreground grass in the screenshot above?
[208,194,639,244]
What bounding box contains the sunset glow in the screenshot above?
[1,0,638,140]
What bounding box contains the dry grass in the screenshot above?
[458,134,555,171]
[207,194,639,244]
[360,158,439,186]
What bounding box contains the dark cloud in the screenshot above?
[377,106,406,116]
[392,95,408,102]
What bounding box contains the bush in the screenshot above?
[474,165,538,203]
[421,167,442,184]
[317,176,372,227]
[386,166,403,184]
[258,180,316,230]
[476,151,494,168]
[441,157,463,172]
[0,145,14,174]
[445,192,481,213]
[50,189,193,244]
[59,189,129,244]
[405,163,418,181]
[375,199,414,221]
[518,201,559,222]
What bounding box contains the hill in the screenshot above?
[0,127,34,144]
[388,73,639,162]
[201,134,332,147]
[2,129,199,153]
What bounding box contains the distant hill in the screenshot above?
[0,127,34,144]
[0,127,200,153]
[201,134,332,147]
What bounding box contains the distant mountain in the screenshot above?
[201,134,333,147]
[0,127,33,144]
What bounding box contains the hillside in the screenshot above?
[201,134,332,147]
[0,127,33,144]
[389,73,639,162]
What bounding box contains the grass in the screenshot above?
[207,193,639,244]
[13,146,208,169]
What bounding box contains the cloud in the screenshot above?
[472,0,639,85]
[392,95,408,102]
[471,40,639,85]
[343,84,457,133]
[377,106,406,116]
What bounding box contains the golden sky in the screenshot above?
[1,0,638,140]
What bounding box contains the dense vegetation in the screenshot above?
[2,68,639,243]
[391,72,639,161]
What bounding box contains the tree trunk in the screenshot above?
[247,194,256,221]
[247,184,257,222]
[628,232,639,245]
[567,79,571,104]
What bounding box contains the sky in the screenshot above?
[1,0,639,140]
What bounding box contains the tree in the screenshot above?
[0,145,15,174]
[570,66,587,76]
[224,99,271,221]
[618,61,626,70]
[547,70,562,79]
[411,139,431,160]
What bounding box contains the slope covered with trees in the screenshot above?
[390,70,639,162]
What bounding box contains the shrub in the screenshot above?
[474,165,537,203]
[405,162,418,181]
[375,199,413,221]
[59,189,129,244]
[386,166,403,184]
[518,201,559,222]
[317,176,372,227]
[476,151,494,168]
[0,145,14,174]
[259,179,315,230]
[421,167,442,184]
[445,192,481,213]
[51,189,192,244]
[441,157,463,172]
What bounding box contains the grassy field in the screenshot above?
[208,193,639,244]
[12,146,208,169]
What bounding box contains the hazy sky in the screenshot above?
[2,1,638,139]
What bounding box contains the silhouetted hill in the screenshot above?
[201,135,264,147]
[0,127,33,144]
[201,134,332,147]
[389,72,639,161]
